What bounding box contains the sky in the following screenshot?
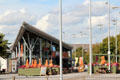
[0,0,120,44]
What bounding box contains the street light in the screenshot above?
[63,32,65,42]
[112,19,118,63]
[89,0,92,75]
[72,32,87,62]
[59,0,63,80]
[72,34,77,58]
[112,6,120,63]
[97,24,103,31]
[97,24,103,52]
[105,0,111,71]
[112,6,120,9]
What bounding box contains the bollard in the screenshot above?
[12,76,15,80]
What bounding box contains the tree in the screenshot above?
[100,36,115,55]
[0,33,9,58]
[72,34,120,64]
[72,47,89,64]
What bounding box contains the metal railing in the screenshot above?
[1,73,120,80]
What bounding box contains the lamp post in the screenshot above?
[72,32,87,59]
[63,32,65,42]
[106,0,111,71]
[79,32,87,61]
[72,34,77,58]
[97,24,103,31]
[112,6,120,63]
[59,0,63,80]
[72,32,87,67]
[112,19,118,63]
[97,24,103,53]
[89,0,92,75]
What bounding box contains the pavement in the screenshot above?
[1,72,120,80]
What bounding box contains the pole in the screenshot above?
[75,46,76,57]
[23,41,26,64]
[63,32,65,42]
[59,0,63,80]
[82,44,84,62]
[16,47,17,58]
[18,42,21,64]
[75,45,77,67]
[108,0,111,71]
[98,24,103,53]
[89,0,92,75]
[40,38,42,63]
[115,17,118,63]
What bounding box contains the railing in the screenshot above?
[1,73,120,80]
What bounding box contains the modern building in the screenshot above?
[10,22,73,72]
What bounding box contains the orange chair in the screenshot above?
[38,59,42,67]
[33,59,37,68]
[78,57,84,72]
[31,59,34,67]
[100,56,106,65]
[26,59,29,68]
[79,57,83,66]
[45,59,48,67]
[49,59,53,67]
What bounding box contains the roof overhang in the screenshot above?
[12,22,73,50]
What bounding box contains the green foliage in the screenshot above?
[72,34,120,64]
[72,47,82,58]
[0,33,9,58]
[93,35,120,63]
[100,36,115,55]
[72,47,89,64]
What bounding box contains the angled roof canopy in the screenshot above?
[12,22,72,50]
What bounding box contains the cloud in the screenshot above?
[36,14,49,31]
[0,8,37,42]
[0,0,118,44]
[0,8,36,25]
[0,25,19,42]
[35,12,58,34]
[34,0,118,44]
[91,15,107,27]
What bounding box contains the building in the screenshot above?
[10,22,73,72]
[71,44,89,52]
[0,56,7,72]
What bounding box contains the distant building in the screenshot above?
[71,44,89,52]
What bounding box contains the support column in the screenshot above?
[45,40,49,61]
[29,49,32,64]
[70,50,72,67]
[40,38,42,64]
[16,47,17,58]
[23,42,26,64]
[18,42,21,64]
[51,42,52,59]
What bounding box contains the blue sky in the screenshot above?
[0,0,120,44]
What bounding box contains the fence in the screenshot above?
[1,73,120,80]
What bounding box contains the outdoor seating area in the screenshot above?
[18,59,60,76]
[88,56,120,74]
